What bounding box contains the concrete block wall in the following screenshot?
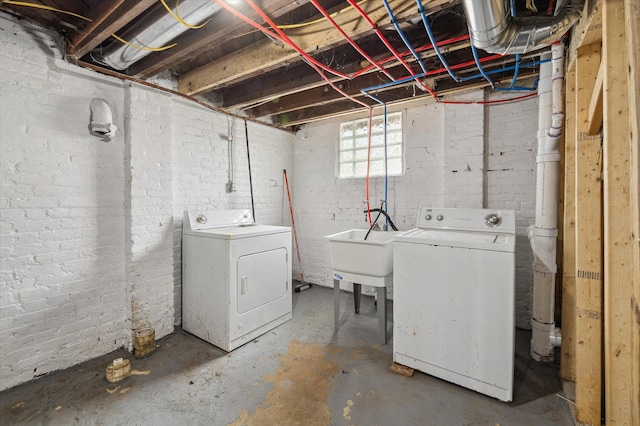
[0,14,294,391]
[294,93,539,329]
[0,16,128,390]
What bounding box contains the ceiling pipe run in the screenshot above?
[91,1,220,71]
[461,0,583,54]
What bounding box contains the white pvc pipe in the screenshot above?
[529,43,564,362]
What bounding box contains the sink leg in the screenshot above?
[376,286,387,344]
[333,279,340,330]
[353,283,361,314]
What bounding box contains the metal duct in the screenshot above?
[461,0,583,54]
[91,1,220,71]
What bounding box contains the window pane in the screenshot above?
[387,131,402,144]
[370,147,385,160]
[340,163,353,177]
[388,144,402,157]
[340,138,353,150]
[354,161,368,177]
[387,113,402,130]
[354,136,368,148]
[369,160,384,175]
[354,149,368,161]
[340,151,353,161]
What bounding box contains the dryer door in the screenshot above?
[236,248,288,314]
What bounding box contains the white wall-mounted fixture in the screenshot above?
[89,98,117,141]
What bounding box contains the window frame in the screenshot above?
[337,112,403,179]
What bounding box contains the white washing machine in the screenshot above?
[182,210,292,352]
[393,207,516,401]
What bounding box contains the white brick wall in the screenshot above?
[0,15,128,390]
[485,91,538,328]
[0,13,294,390]
[294,92,539,328]
[124,84,175,339]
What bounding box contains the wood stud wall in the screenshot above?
[561,0,640,424]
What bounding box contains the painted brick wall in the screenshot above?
[0,16,128,390]
[293,93,539,328]
[485,91,538,328]
[124,84,175,339]
[0,14,294,390]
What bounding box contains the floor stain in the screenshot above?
[230,340,339,426]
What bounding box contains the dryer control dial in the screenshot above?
[196,214,207,224]
[485,213,502,227]
[436,215,444,221]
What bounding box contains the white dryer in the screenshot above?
[182,210,292,351]
[393,207,516,401]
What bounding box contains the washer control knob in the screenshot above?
[436,215,444,221]
[425,214,432,220]
[196,214,207,224]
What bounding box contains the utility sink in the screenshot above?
[325,229,402,277]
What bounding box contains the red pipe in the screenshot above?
[310,0,394,81]
[213,0,370,108]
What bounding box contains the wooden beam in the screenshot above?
[624,0,640,421]
[603,0,634,424]
[129,0,297,78]
[178,0,425,96]
[587,60,603,135]
[67,0,157,59]
[560,67,577,382]
[574,42,603,426]
[222,40,472,110]
[567,0,602,71]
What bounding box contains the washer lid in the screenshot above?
[183,224,291,239]
[395,228,515,252]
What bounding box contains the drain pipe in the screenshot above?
[528,43,564,362]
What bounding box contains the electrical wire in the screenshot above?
[159,0,210,29]
[4,1,177,52]
[3,0,91,21]
[277,0,368,29]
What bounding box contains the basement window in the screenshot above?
[338,112,403,178]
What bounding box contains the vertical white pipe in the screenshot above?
[530,43,564,362]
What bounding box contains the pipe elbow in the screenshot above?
[463,0,583,55]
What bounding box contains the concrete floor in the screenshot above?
[0,286,573,425]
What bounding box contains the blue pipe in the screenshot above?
[380,0,428,74]
[470,41,495,88]
[362,59,549,97]
[416,0,462,82]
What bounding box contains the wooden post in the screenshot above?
[624,0,640,423]
[560,66,577,382]
[603,0,635,424]
[574,43,603,426]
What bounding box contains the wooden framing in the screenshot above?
[624,1,640,424]
[602,1,635,424]
[573,43,603,426]
[560,67,577,382]
[587,61,603,136]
